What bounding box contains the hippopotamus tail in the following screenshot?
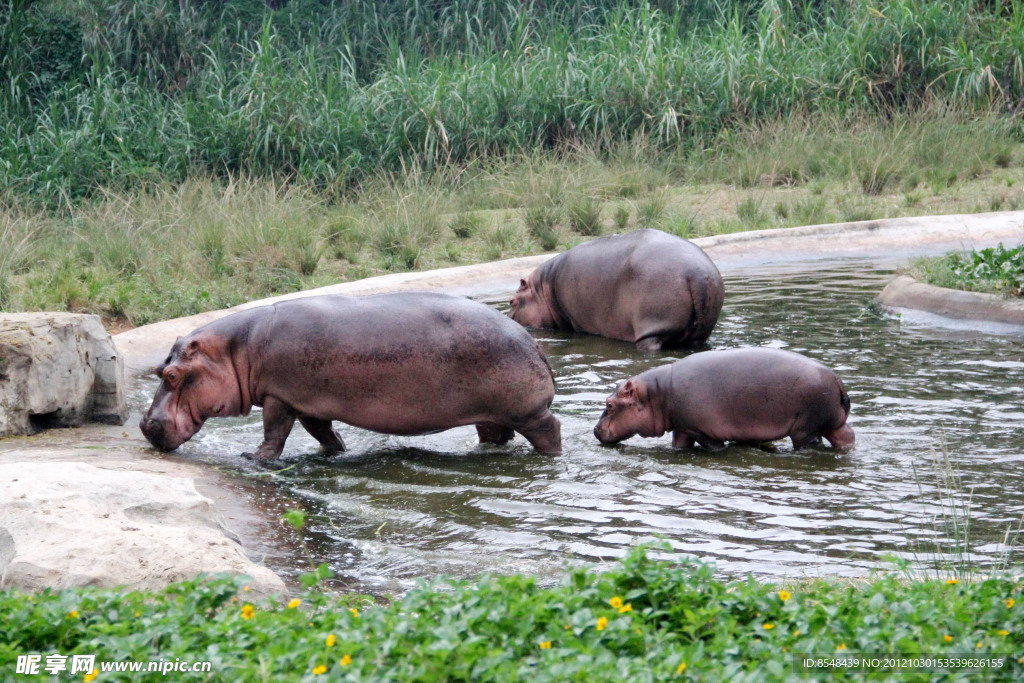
[685,273,723,344]
[837,377,851,416]
[536,340,555,384]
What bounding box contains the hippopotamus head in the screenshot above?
[139,335,244,451]
[509,278,552,328]
[593,379,659,444]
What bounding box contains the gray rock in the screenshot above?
[0,461,285,595]
[0,313,127,436]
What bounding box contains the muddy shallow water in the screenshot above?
[132,259,1024,592]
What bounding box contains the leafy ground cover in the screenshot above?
[2,547,1022,681]
[911,244,1024,297]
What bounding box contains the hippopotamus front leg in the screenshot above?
[299,416,346,454]
[476,423,515,445]
[243,396,297,463]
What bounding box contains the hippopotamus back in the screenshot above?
[511,229,724,350]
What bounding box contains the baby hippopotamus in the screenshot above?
[510,229,724,350]
[593,348,855,451]
[140,292,561,461]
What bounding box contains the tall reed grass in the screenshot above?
[2,0,1024,209]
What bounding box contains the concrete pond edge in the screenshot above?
[876,275,1024,327]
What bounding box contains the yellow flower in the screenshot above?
[539,641,552,650]
[326,634,336,647]
[288,598,301,609]
[619,603,633,614]
[947,578,959,585]
[779,590,791,602]
[977,642,983,648]
[241,604,255,620]
[943,634,953,642]
[564,624,571,630]
[67,610,79,619]
[999,630,1010,636]
[676,662,686,674]
[762,623,775,630]
[312,665,327,675]
[340,655,352,667]
[1006,598,1016,608]
[596,616,608,631]
[609,596,623,609]
[782,647,788,652]
[243,585,251,592]
[794,630,801,637]
[836,644,847,651]
[349,607,359,618]
[84,670,98,682]
[230,596,238,603]
[134,611,141,617]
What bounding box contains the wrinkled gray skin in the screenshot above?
[140,293,561,462]
[510,229,724,350]
[594,348,855,451]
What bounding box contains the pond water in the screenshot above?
[134,259,1024,592]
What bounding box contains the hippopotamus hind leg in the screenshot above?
[822,424,855,451]
[515,409,562,454]
[476,422,514,445]
[299,416,346,454]
[635,336,665,352]
[672,431,695,449]
[243,396,296,463]
[695,435,726,451]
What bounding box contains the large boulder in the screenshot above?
[0,313,127,436]
[0,462,286,595]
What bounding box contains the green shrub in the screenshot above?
[913,244,1024,296]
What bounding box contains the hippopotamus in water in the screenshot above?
[140,292,562,461]
[509,229,724,350]
[593,348,854,451]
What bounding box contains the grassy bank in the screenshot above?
[3,109,1024,328]
[4,0,1024,327]
[910,244,1024,297]
[3,547,1021,681]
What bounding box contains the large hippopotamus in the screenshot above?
[593,348,854,451]
[140,293,562,461]
[509,229,724,350]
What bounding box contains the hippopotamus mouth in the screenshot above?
[593,422,623,445]
[139,409,205,452]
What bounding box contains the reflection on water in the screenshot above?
[140,260,1024,591]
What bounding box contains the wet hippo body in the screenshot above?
[510,229,724,350]
[594,348,855,451]
[140,293,561,461]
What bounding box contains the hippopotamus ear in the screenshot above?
[518,278,529,292]
[621,380,636,398]
[180,339,202,361]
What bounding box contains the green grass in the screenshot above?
[911,243,1024,297]
[3,109,1024,329]
[2,546,1022,681]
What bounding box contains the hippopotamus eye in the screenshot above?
[165,370,178,383]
